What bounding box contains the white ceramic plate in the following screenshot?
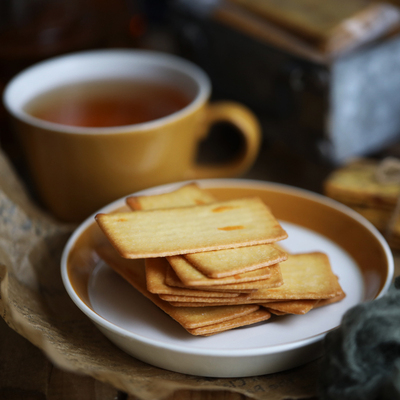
[61,179,394,377]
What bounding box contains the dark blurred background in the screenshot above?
[3,0,400,194]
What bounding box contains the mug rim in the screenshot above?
[3,49,211,135]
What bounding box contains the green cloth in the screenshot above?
[319,277,400,400]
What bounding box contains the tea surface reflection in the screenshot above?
[24,79,192,127]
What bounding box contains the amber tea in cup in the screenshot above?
[24,79,192,128]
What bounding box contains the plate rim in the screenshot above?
[61,178,394,358]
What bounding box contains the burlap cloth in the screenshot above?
[0,148,319,400]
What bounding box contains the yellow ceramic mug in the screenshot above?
[3,50,261,222]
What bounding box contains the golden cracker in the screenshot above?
[187,309,271,336]
[145,257,239,298]
[159,293,252,303]
[262,279,345,314]
[265,291,346,315]
[126,183,216,210]
[169,301,264,307]
[127,184,287,278]
[95,197,288,259]
[167,254,282,288]
[164,267,255,293]
[268,309,287,316]
[250,252,344,300]
[315,291,346,308]
[262,300,318,315]
[165,264,282,293]
[167,299,280,307]
[184,243,288,278]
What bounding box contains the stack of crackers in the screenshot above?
[95,183,345,336]
[324,158,400,249]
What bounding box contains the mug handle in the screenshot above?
[186,101,262,179]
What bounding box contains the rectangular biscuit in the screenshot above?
[145,257,239,298]
[264,290,346,315]
[159,294,256,304]
[126,183,216,210]
[168,299,277,307]
[262,300,318,315]
[268,309,287,316]
[250,252,344,300]
[127,184,288,277]
[187,309,271,336]
[95,197,288,259]
[184,243,288,278]
[164,266,256,293]
[165,264,283,293]
[167,254,283,288]
[315,291,346,308]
